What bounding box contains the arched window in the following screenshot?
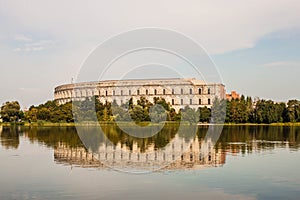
[146,89,148,95]
[198,88,202,94]
[208,98,211,105]
[181,99,183,105]
[172,99,174,105]
[190,88,193,94]
[129,90,131,95]
[154,89,157,95]
[113,90,115,96]
[190,99,192,105]
[199,99,201,105]
[181,88,183,95]
[137,90,140,95]
[172,89,174,95]
[163,89,166,95]
[208,88,210,94]
[121,90,123,96]
[105,91,108,96]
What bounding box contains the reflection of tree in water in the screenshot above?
[100,123,181,153]
[0,126,21,149]
[217,126,300,155]
[25,126,84,149]
[11,125,300,155]
[74,123,181,154]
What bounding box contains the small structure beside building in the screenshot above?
[226,91,240,101]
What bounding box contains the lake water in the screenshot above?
[0,125,300,200]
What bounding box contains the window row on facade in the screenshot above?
[171,98,211,105]
[95,97,211,106]
[55,87,212,99]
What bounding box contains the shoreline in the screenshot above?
[1,121,300,127]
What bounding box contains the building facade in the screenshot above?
[54,78,225,110]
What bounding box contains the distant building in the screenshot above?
[54,78,226,111]
[226,91,240,101]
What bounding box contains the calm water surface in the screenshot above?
[0,125,300,200]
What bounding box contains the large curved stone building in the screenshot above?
[54,78,225,110]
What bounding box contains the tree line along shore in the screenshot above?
[0,95,300,125]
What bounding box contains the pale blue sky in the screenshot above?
[0,0,300,108]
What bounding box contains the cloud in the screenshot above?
[14,34,32,42]
[0,0,300,106]
[13,47,44,52]
[261,61,300,68]
[1,0,300,54]
[13,38,54,52]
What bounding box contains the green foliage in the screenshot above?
[26,101,74,123]
[0,101,23,122]
[284,100,300,122]
[225,97,300,124]
[211,98,226,123]
[253,99,289,124]
[181,106,199,123]
[169,108,181,121]
[226,95,252,123]
[199,106,211,123]
[19,95,300,124]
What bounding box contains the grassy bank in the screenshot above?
[223,122,300,126]
[1,121,300,127]
[0,121,184,127]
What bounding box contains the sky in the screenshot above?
[0,0,300,108]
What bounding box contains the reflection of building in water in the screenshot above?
[54,144,103,168]
[54,135,226,170]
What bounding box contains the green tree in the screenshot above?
[211,98,226,124]
[285,100,300,122]
[0,101,23,122]
[181,106,199,123]
[199,106,211,123]
[169,108,181,121]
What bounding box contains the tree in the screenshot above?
[199,106,211,123]
[0,101,23,122]
[181,106,199,123]
[211,98,226,124]
[285,100,300,122]
[253,99,285,124]
[129,105,149,122]
[169,108,181,121]
[25,107,38,122]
